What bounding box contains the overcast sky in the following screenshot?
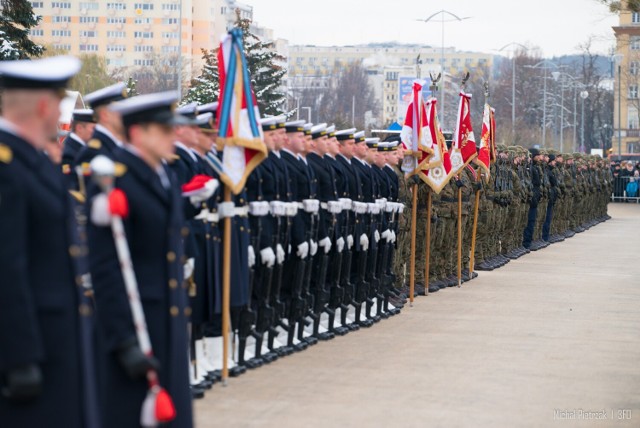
[253,0,618,58]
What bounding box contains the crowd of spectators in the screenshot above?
[611,160,640,201]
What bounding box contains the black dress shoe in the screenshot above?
[229,365,246,377]
[242,357,264,370]
[262,352,278,364]
[358,319,374,328]
[293,342,308,352]
[302,336,319,346]
[334,326,350,336]
[317,331,335,341]
[191,386,205,399]
[346,323,360,331]
[196,380,212,390]
[428,284,439,293]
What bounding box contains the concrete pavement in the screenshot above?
[195,203,640,428]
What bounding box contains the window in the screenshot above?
[632,36,640,50]
[53,16,71,23]
[30,1,43,8]
[134,59,155,66]
[51,29,71,37]
[629,84,638,99]
[134,31,153,38]
[162,18,178,25]
[80,30,97,38]
[53,44,71,51]
[79,2,99,10]
[628,142,640,153]
[107,17,126,24]
[162,32,178,39]
[106,58,125,67]
[107,45,126,52]
[106,3,126,10]
[107,31,125,38]
[30,29,44,36]
[134,17,152,24]
[134,3,153,10]
[633,12,640,23]
[134,45,154,52]
[79,16,98,23]
[162,45,178,53]
[162,3,179,10]
[79,44,99,52]
[631,61,638,76]
[52,2,71,8]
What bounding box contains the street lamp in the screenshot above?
[301,106,311,123]
[580,90,589,152]
[525,60,560,148]
[552,71,580,153]
[417,10,470,126]
[498,42,528,135]
[612,53,624,160]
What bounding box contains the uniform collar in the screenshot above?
[69,132,86,146]
[95,124,124,147]
[337,153,351,164]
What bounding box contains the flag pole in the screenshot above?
[409,182,418,306]
[221,185,232,385]
[469,171,481,275]
[457,182,462,288]
[424,188,432,296]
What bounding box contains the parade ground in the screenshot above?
[195,203,640,428]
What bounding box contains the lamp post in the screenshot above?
[580,90,589,153]
[301,106,311,123]
[552,71,579,153]
[525,60,559,148]
[612,54,624,160]
[498,42,528,135]
[177,0,183,97]
[417,10,470,125]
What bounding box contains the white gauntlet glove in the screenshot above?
[346,234,354,250]
[318,237,332,254]
[310,240,318,256]
[360,233,369,252]
[374,229,380,243]
[276,244,286,264]
[260,247,276,268]
[381,229,391,242]
[336,237,345,253]
[248,245,255,268]
[296,242,309,259]
[183,257,195,280]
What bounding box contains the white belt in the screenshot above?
[384,202,395,213]
[327,200,343,214]
[368,203,380,215]
[301,199,319,214]
[270,200,286,217]
[396,203,406,214]
[375,198,387,211]
[285,202,298,217]
[218,203,249,219]
[249,201,270,217]
[339,198,353,211]
[352,201,368,214]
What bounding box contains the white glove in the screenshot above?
[310,240,318,256]
[374,229,380,243]
[248,245,255,267]
[296,242,309,259]
[183,257,195,279]
[360,233,369,252]
[336,237,345,253]
[90,193,111,226]
[346,234,354,250]
[390,230,397,243]
[276,244,286,264]
[381,229,391,242]
[260,247,276,268]
[218,201,235,218]
[318,237,332,254]
[189,179,219,206]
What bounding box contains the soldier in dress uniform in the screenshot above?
[86,91,194,428]
[0,55,101,428]
[523,148,542,249]
[74,82,128,167]
[61,109,96,179]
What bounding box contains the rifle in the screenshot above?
[339,203,358,331]
[297,203,319,345]
[365,202,381,322]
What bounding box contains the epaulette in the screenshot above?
[167,154,180,164]
[69,190,86,203]
[114,162,127,177]
[88,139,102,150]
[62,163,71,174]
[0,144,13,164]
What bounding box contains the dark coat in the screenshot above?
[87,149,192,428]
[74,125,123,166]
[0,127,95,428]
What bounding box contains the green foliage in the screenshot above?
[0,0,43,59]
[69,54,115,95]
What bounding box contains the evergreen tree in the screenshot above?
[183,48,219,105]
[183,9,286,115]
[0,0,43,60]
[126,76,138,97]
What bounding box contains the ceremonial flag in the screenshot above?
[400,80,433,179]
[422,97,454,194]
[473,102,496,181]
[449,91,478,175]
[216,28,267,194]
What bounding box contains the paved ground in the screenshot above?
[195,203,640,428]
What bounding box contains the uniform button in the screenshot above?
[169,279,178,289]
[69,245,81,257]
[75,276,83,286]
[239,198,245,203]
[181,227,189,237]
[240,226,245,231]
[79,304,92,317]
[166,251,176,262]
[170,306,179,317]
[206,233,211,239]
[180,255,187,264]
[184,307,192,317]
[84,290,94,298]
[258,196,263,201]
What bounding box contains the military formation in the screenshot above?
[0,54,613,428]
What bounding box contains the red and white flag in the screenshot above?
[421,97,454,194]
[400,80,433,180]
[449,91,477,175]
[473,102,496,181]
